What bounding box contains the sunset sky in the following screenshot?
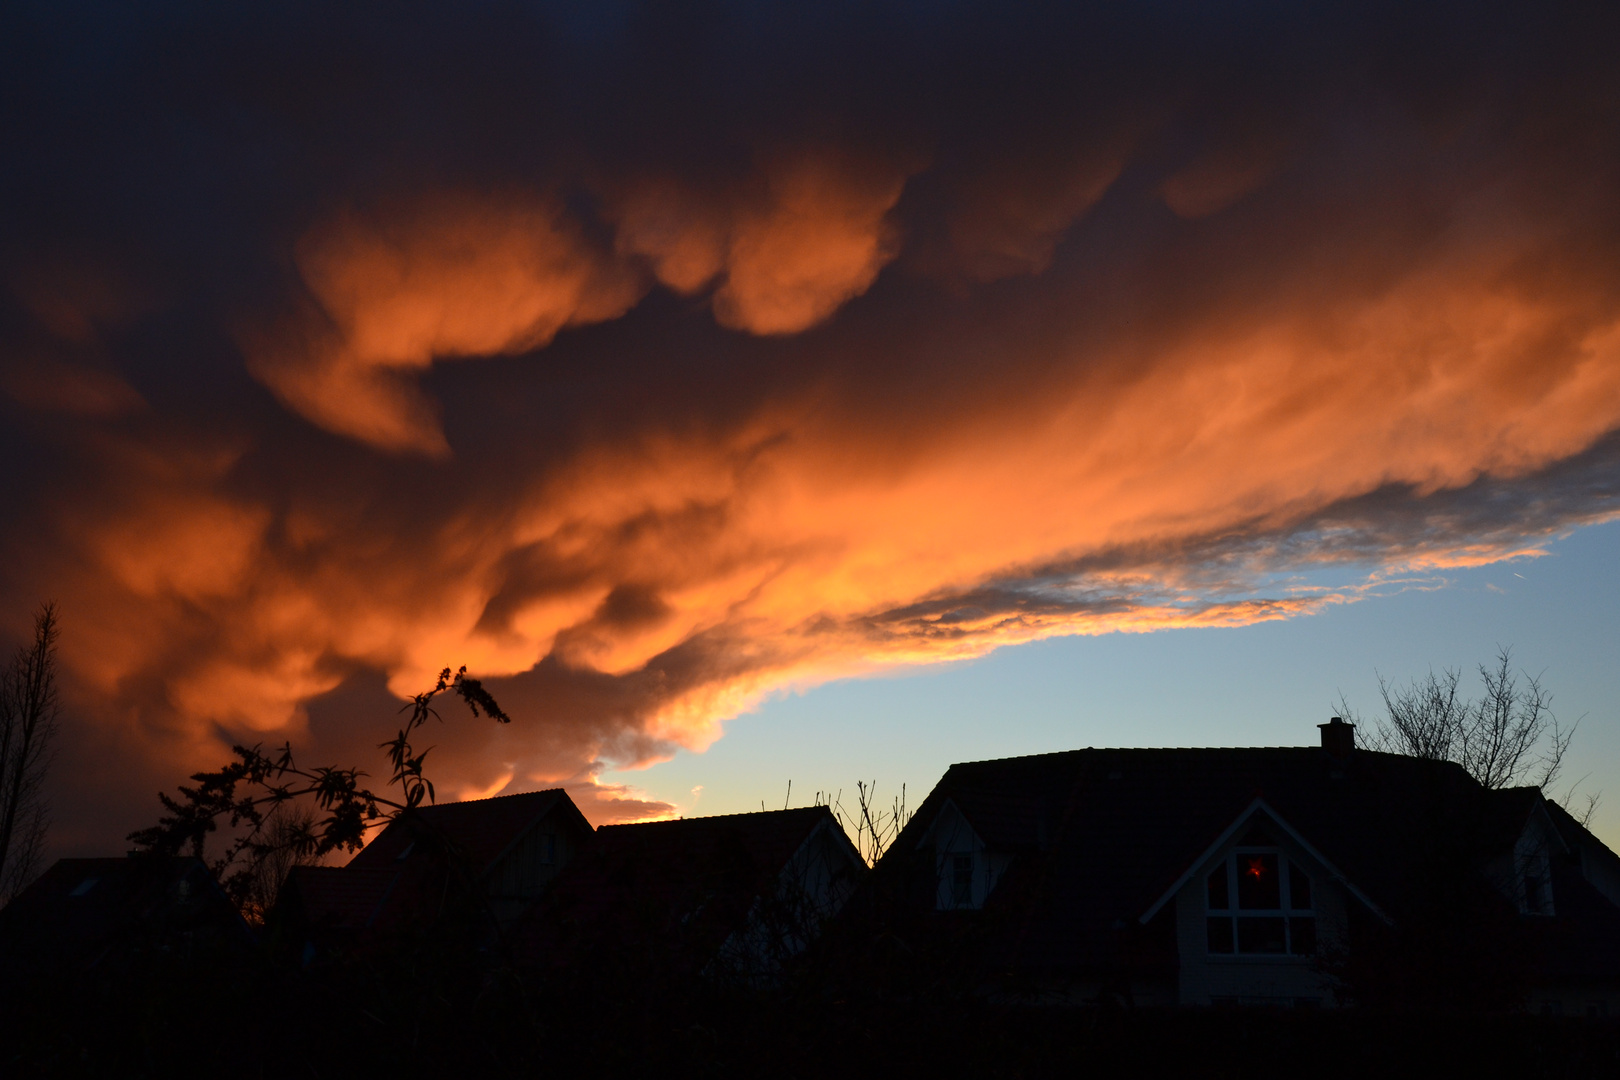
[3,1,1618,857]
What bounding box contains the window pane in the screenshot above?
[1289,916,1316,955]
[1289,861,1312,910]
[1236,853,1281,909]
[952,853,972,906]
[1207,865,1229,910]
[1207,917,1234,953]
[1236,916,1287,953]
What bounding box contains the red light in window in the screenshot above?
[1245,857,1267,880]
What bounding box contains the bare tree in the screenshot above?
[241,802,323,926]
[1340,647,1592,810]
[816,781,911,866]
[0,603,61,905]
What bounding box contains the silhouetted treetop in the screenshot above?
[130,665,509,913]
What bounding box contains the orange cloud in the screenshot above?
[249,155,911,454]
[7,1,1620,849]
[247,193,646,455]
[43,206,1620,807]
[709,153,910,334]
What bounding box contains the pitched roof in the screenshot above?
[0,856,251,970]
[1532,799,1620,981]
[282,788,589,939]
[519,806,851,973]
[592,806,839,871]
[346,787,583,875]
[880,745,1517,975]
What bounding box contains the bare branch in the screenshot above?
[0,603,61,903]
[1348,647,1596,808]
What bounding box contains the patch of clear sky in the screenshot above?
[604,518,1620,849]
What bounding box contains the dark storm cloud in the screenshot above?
[3,1,1620,844]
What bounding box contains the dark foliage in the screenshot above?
[128,666,508,911]
[1,942,1616,1079]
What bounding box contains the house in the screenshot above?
[0,855,254,974]
[518,806,865,982]
[1523,798,1620,1016]
[848,719,1620,1012]
[278,787,593,954]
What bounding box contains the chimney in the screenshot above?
[1318,716,1355,759]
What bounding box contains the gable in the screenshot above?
[914,799,1016,910]
[347,788,582,877]
[1139,797,1388,926]
[1487,790,1569,916]
[917,799,983,855]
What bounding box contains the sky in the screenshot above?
[607,518,1620,847]
[2,1,1619,858]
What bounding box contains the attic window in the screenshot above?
[951,853,973,907]
[1206,849,1315,956]
[1520,850,1554,916]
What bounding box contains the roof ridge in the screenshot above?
[944,745,1450,770]
[416,787,563,810]
[947,745,1320,768]
[598,805,829,829]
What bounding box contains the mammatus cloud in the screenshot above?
[2,2,1620,845]
[248,194,646,455]
[249,153,912,455]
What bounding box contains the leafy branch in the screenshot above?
[129,666,509,911]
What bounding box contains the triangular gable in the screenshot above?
[481,789,593,878]
[1137,797,1390,926]
[791,812,866,876]
[915,798,984,853]
[1509,790,1571,858]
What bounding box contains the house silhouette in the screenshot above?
[846,720,1620,1014]
[10,722,1617,1018]
[278,787,593,956]
[0,855,253,974]
[516,805,864,981]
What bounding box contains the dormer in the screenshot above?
[1492,792,1568,917]
[918,799,1012,910]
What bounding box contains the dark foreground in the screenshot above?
[2,955,1617,1080]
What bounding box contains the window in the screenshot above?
[951,853,973,907]
[542,833,556,865]
[1206,849,1315,956]
[1520,850,1553,915]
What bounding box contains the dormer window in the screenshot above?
[925,801,1003,910]
[951,853,974,907]
[1520,850,1554,916]
[1206,850,1315,955]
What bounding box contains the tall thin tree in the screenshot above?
[0,604,60,903]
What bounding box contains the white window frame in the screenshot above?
[1205,847,1317,957]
